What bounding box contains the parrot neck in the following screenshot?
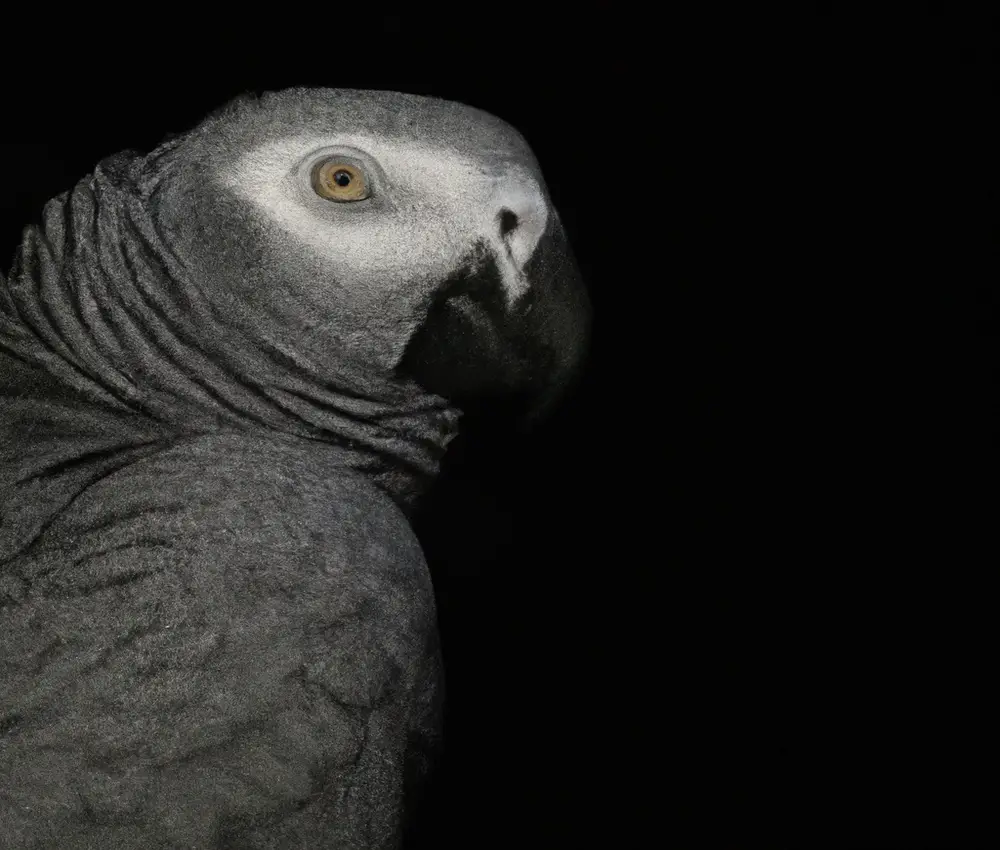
[0,158,461,512]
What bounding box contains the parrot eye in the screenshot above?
[312,160,370,202]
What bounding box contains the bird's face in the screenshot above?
[152,88,590,420]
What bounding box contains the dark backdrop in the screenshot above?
[9,10,984,848]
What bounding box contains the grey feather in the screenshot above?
[0,88,589,848]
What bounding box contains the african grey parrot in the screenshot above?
[0,88,589,848]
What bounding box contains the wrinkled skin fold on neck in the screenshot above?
[0,152,466,558]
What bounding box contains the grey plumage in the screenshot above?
[0,88,589,848]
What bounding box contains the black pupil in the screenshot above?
[333,170,352,187]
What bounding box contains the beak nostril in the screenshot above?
[498,208,520,238]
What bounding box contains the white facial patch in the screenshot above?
[222,133,550,304]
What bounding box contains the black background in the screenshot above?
[1,11,993,848]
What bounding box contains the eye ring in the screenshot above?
[312,160,370,202]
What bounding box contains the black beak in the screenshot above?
[398,221,590,425]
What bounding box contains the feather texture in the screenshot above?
[0,88,588,848]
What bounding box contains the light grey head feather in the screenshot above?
[0,87,589,521]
